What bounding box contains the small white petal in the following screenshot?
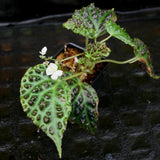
[49,63,58,71]
[55,70,63,76]
[39,46,47,55]
[51,73,58,80]
[46,67,52,75]
[46,63,58,75]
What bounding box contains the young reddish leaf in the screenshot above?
[84,42,111,61]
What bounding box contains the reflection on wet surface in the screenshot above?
[0,9,160,160]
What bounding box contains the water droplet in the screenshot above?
[58,122,62,129]
[24,94,29,99]
[35,69,41,73]
[25,107,30,113]
[46,112,51,116]
[34,76,40,81]
[39,104,44,110]
[31,96,37,101]
[80,118,86,124]
[36,115,41,121]
[81,112,86,119]
[44,101,49,107]
[42,82,49,88]
[43,116,50,123]
[75,108,80,115]
[49,126,54,135]
[24,84,29,89]
[29,76,33,82]
[57,112,64,118]
[37,128,40,133]
[28,100,34,106]
[45,95,50,99]
[21,90,26,94]
[41,125,47,131]
[23,105,27,109]
[56,105,62,111]
[32,110,37,116]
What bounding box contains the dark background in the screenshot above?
[0,0,160,21]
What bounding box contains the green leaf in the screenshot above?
[133,38,160,79]
[20,63,72,158]
[105,21,135,47]
[84,42,111,60]
[63,3,117,39]
[66,76,99,134]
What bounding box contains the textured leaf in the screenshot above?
[66,76,99,134]
[105,21,135,47]
[63,3,117,39]
[84,42,111,60]
[133,38,160,79]
[20,63,72,158]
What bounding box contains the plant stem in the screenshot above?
[62,71,85,81]
[96,57,139,65]
[60,53,83,62]
[40,56,57,62]
[86,37,89,48]
[100,35,112,43]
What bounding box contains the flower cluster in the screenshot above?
[39,47,63,80]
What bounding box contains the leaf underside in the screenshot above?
[20,63,72,158]
[63,3,117,39]
[66,76,99,134]
[133,38,159,79]
[105,21,135,47]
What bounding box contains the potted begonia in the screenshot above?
[20,3,159,158]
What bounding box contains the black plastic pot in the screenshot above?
[54,42,108,91]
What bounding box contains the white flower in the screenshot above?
[46,63,63,80]
[74,57,79,63]
[39,46,47,55]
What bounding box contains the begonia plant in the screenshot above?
[20,3,159,158]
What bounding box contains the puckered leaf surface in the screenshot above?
[63,3,117,39]
[20,63,72,158]
[133,38,160,79]
[65,75,99,134]
[84,42,111,60]
[105,21,135,47]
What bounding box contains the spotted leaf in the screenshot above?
[20,63,72,158]
[133,38,160,79]
[63,3,117,39]
[84,42,111,61]
[66,77,99,134]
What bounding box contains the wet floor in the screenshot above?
[0,9,160,160]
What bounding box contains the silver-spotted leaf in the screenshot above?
[63,3,117,39]
[105,21,135,47]
[133,38,160,79]
[84,42,111,60]
[20,63,72,158]
[66,77,99,134]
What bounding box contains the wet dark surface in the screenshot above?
[0,0,159,21]
[0,9,160,160]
